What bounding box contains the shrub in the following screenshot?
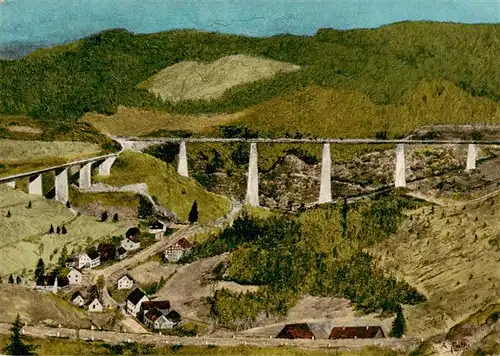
[101,211,108,222]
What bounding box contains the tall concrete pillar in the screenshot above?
[246,142,259,207]
[466,144,477,170]
[79,162,92,189]
[28,174,43,196]
[98,157,116,176]
[55,168,69,204]
[4,181,15,188]
[394,144,406,188]
[177,141,189,177]
[319,143,332,204]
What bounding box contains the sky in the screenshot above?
[1,0,499,52]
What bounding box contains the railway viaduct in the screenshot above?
[2,138,497,207]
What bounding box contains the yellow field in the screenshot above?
[0,185,136,278]
[82,106,243,136]
[367,195,500,338]
[138,54,300,102]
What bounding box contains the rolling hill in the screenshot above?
[367,194,500,339]
[1,22,499,127]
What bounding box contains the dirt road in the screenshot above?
[0,323,420,352]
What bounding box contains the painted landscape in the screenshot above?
[0,1,500,354]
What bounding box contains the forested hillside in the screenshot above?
[181,192,427,329]
[1,22,499,129]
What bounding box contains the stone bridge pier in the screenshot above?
[55,168,69,204]
[177,141,189,177]
[2,153,118,207]
[28,174,43,196]
[246,142,260,206]
[98,157,116,176]
[79,162,92,189]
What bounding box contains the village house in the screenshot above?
[67,267,83,285]
[78,250,100,269]
[117,246,128,260]
[126,288,149,316]
[70,291,85,307]
[117,274,134,290]
[148,220,166,240]
[144,309,181,330]
[65,257,76,268]
[328,326,385,339]
[276,323,315,339]
[163,238,192,262]
[139,300,171,322]
[87,297,104,312]
[121,235,141,251]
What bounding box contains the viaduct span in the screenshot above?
[3,137,499,207]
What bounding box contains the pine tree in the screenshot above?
[49,224,54,234]
[340,197,349,238]
[8,275,14,284]
[3,314,37,355]
[34,258,45,286]
[61,226,67,234]
[101,211,108,222]
[15,276,21,285]
[391,304,406,338]
[6,210,11,218]
[56,226,60,235]
[188,201,199,224]
[27,201,32,209]
[66,200,71,208]
[138,196,153,219]
[113,213,119,223]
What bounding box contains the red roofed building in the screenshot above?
[163,238,192,262]
[276,323,315,339]
[329,326,385,339]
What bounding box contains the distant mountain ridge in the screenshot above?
[1,22,499,132]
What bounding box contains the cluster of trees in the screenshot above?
[48,224,67,235]
[3,275,22,285]
[188,194,426,328]
[100,211,119,222]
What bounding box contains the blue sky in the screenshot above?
[1,0,499,47]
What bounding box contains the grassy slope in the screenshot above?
[69,186,140,218]
[367,195,500,338]
[82,106,243,136]
[94,150,230,223]
[235,81,500,139]
[1,22,499,123]
[0,285,90,328]
[0,185,135,277]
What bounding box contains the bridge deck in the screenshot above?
[0,152,119,184]
[120,137,500,144]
